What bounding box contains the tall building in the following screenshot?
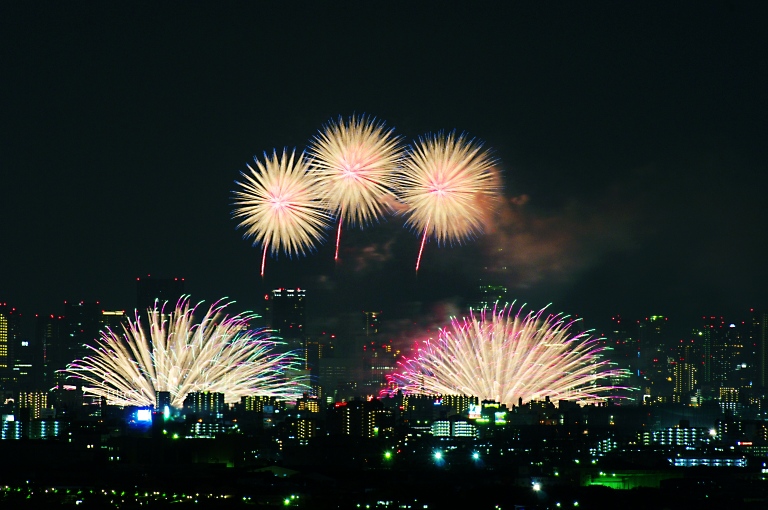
[99,310,126,333]
[183,391,225,416]
[17,391,49,420]
[753,309,768,389]
[12,334,35,390]
[61,301,103,376]
[700,316,726,385]
[673,339,698,403]
[136,275,185,312]
[328,399,391,438]
[0,304,21,388]
[363,311,380,336]
[470,281,508,311]
[638,316,671,395]
[34,313,64,389]
[269,288,306,346]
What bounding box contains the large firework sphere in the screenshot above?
[308,115,403,226]
[232,148,330,275]
[397,131,500,270]
[63,298,307,408]
[308,115,403,260]
[398,131,499,243]
[386,304,627,407]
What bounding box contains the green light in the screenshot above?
[284,498,291,506]
[384,451,392,460]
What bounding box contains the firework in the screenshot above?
[397,132,499,271]
[385,304,627,407]
[308,115,403,260]
[233,149,331,276]
[62,298,307,408]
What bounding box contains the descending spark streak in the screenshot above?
[233,149,330,276]
[384,304,628,407]
[308,115,403,260]
[398,131,500,270]
[62,297,308,408]
[335,214,343,261]
[415,220,429,272]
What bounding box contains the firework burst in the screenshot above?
[308,115,403,260]
[385,304,627,407]
[397,132,500,271]
[62,298,307,408]
[233,149,331,276]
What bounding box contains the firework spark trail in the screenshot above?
[384,304,628,407]
[397,131,500,271]
[233,149,331,276]
[62,297,308,408]
[308,115,403,261]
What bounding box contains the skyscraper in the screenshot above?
[470,281,508,311]
[269,288,306,343]
[61,301,103,379]
[0,303,21,388]
[136,275,185,312]
[638,315,671,395]
[755,309,768,389]
[35,313,64,389]
[363,311,380,336]
[700,316,726,386]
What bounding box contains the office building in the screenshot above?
[136,275,185,312]
[269,288,306,344]
[0,303,21,386]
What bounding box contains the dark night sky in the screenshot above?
[2,1,767,339]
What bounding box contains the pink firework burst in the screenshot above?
[384,304,629,407]
[233,149,331,276]
[397,131,500,271]
[308,115,403,261]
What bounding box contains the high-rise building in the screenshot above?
[638,316,671,395]
[700,316,726,385]
[754,309,768,389]
[328,399,391,438]
[99,310,126,334]
[470,281,508,311]
[136,275,185,313]
[673,339,698,403]
[269,288,306,347]
[17,391,49,420]
[183,391,226,416]
[363,311,380,336]
[12,335,35,390]
[62,301,103,375]
[0,304,21,387]
[34,313,64,389]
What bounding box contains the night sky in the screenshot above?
[2,2,767,339]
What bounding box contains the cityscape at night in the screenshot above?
[2,2,767,509]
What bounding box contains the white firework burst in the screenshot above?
[386,304,628,407]
[233,148,331,275]
[308,115,403,260]
[397,131,500,270]
[62,298,307,408]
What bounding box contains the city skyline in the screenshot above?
[2,3,767,339]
